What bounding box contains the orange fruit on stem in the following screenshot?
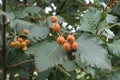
[23,29,29,35]
[62,42,71,51]
[10,42,16,47]
[56,36,65,45]
[21,42,26,47]
[15,41,21,48]
[67,34,75,43]
[24,39,30,44]
[17,37,23,42]
[22,46,28,51]
[52,23,60,32]
[71,42,78,51]
[50,16,58,23]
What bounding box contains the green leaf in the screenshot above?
[7,49,29,64]
[6,12,15,20]
[111,72,120,80]
[97,20,107,34]
[10,19,32,29]
[112,6,120,16]
[19,69,30,80]
[28,25,49,42]
[106,14,117,23]
[23,6,41,14]
[108,39,120,57]
[75,34,111,70]
[25,41,67,72]
[0,10,6,16]
[15,19,33,34]
[15,11,28,18]
[37,69,53,80]
[16,19,33,26]
[63,60,77,71]
[78,7,101,33]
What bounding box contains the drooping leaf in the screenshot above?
[106,14,117,23]
[78,7,101,33]
[25,41,67,72]
[28,25,49,42]
[101,28,115,39]
[108,39,120,57]
[75,34,111,70]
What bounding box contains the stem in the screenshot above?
[8,59,35,68]
[59,29,62,36]
[57,32,60,37]
[1,0,7,80]
[102,0,110,13]
[56,65,71,77]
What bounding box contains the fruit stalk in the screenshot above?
[1,0,7,80]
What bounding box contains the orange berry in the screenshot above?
[52,23,60,32]
[50,16,58,23]
[15,41,21,48]
[10,42,16,47]
[22,46,28,51]
[62,42,71,51]
[71,42,78,51]
[23,29,29,35]
[67,34,75,43]
[21,42,26,47]
[56,36,65,45]
[24,39,30,44]
[17,37,23,42]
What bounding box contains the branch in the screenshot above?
[8,59,35,68]
[1,0,7,80]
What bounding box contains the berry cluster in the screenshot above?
[50,16,78,52]
[57,34,78,52]
[10,29,30,51]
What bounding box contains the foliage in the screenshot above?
[0,0,120,80]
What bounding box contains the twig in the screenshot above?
[8,59,35,68]
[102,0,111,13]
[1,0,7,80]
